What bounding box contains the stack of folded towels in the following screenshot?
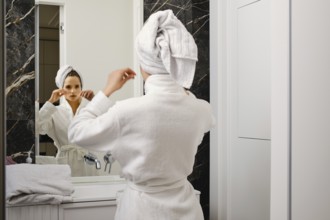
[6,164,74,205]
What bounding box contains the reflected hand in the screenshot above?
[48,89,66,103]
[80,90,95,101]
[103,68,136,97]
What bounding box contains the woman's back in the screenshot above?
[111,75,213,186]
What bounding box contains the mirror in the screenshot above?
[35,0,143,177]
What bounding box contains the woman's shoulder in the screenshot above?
[187,91,210,105]
[115,96,145,108]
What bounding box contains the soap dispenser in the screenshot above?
[26,151,32,164]
[26,144,34,164]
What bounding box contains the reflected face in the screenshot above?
[63,76,82,102]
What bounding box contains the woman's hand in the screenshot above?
[103,68,136,97]
[48,89,66,103]
[80,90,95,101]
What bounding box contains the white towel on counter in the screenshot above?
[6,164,74,205]
[136,9,198,89]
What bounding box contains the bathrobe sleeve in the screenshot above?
[189,91,216,133]
[38,101,58,135]
[68,91,119,152]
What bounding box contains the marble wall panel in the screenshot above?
[5,0,35,162]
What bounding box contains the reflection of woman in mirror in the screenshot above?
[38,65,97,176]
[69,10,215,220]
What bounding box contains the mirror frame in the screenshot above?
[1,0,5,218]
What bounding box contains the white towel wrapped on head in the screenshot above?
[55,65,83,88]
[6,164,74,205]
[136,9,198,89]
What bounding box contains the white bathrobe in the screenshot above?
[38,97,102,176]
[38,97,89,150]
[69,75,215,220]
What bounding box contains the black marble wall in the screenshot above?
[144,1,210,218]
[5,0,35,163]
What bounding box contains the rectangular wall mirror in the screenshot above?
[34,0,143,179]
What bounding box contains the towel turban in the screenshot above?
[55,65,83,88]
[135,9,198,89]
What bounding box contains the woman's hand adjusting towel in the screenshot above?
[103,68,136,97]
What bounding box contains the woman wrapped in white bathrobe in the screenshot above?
[38,66,97,176]
[68,10,215,220]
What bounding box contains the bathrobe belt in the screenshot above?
[57,145,87,161]
[127,178,186,193]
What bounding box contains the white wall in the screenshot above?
[36,0,137,101]
[291,1,330,220]
[271,1,330,220]
[64,0,134,101]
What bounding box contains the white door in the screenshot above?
[227,0,271,219]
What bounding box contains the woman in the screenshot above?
[38,65,96,176]
[68,10,215,220]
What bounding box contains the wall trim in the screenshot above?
[210,0,228,219]
[133,0,144,97]
[270,0,291,219]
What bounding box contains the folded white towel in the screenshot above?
[136,9,198,89]
[6,164,74,205]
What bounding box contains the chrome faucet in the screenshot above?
[104,152,115,173]
[83,153,101,169]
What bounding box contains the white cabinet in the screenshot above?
[6,200,117,220]
[59,200,117,220]
[6,204,59,220]
[6,181,124,220]
[6,182,200,220]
